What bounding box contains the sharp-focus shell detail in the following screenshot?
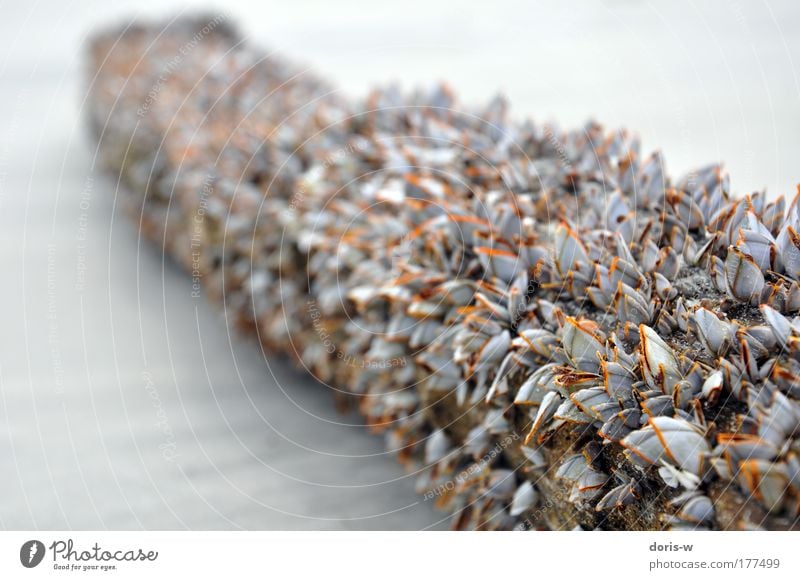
[556,453,610,503]
[777,225,800,280]
[668,491,715,529]
[693,309,734,356]
[595,475,640,511]
[554,223,591,277]
[639,325,682,394]
[725,246,765,303]
[562,318,605,372]
[89,17,800,530]
[620,417,709,475]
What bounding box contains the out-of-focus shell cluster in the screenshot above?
[88,16,799,530]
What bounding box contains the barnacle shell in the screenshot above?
[87,16,800,531]
[639,325,682,394]
[509,481,538,516]
[693,308,733,356]
[596,481,639,511]
[669,492,715,528]
[563,317,605,372]
[725,246,765,303]
[620,417,709,475]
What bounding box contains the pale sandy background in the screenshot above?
[0,0,797,529]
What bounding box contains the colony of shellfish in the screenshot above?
[87,15,799,530]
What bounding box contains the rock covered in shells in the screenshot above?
[87,15,800,530]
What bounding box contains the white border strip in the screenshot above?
[0,531,797,578]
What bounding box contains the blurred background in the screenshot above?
[0,0,797,529]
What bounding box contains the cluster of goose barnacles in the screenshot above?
[88,15,799,530]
